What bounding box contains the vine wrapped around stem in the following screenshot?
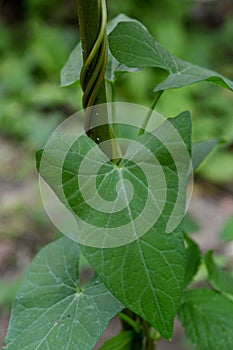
[80,0,108,109]
[77,0,111,146]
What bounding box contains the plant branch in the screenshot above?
[120,310,158,349]
[142,319,156,350]
[119,311,141,334]
[138,91,163,136]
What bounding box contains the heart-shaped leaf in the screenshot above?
[3,237,123,350]
[37,111,192,339]
[108,22,233,92]
[81,114,191,339]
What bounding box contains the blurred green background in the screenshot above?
[1,0,233,179]
[0,0,233,349]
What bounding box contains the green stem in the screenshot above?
[77,0,112,150]
[138,91,163,136]
[109,82,123,162]
[120,310,158,349]
[142,319,156,350]
[110,82,118,136]
[119,312,141,334]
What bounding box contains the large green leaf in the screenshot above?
[60,14,139,87]
[37,111,192,339]
[81,113,191,339]
[3,237,122,350]
[178,289,233,350]
[108,22,233,92]
[204,250,233,297]
[184,232,201,287]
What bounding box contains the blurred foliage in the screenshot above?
[0,0,233,181]
[219,215,233,242]
[0,278,22,311]
[0,0,81,148]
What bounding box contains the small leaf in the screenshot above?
[184,232,201,287]
[3,237,123,350]
[98,331,134,350]
[178,289,233,350]
[204,250,233,297]
[192,139,218,170]
[219,216,233,242]
[60,43,82,87]
[108,22,233,92]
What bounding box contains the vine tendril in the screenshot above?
[80,0,108,111]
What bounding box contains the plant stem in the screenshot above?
[138,91,163,136]
[119,311,141,334]
[110,82,118,136]
[120,310,158,349]
[142,319,156,350]
[109,82,123,162]
[77,0,112,150]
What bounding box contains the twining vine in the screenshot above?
[80,0,108,109]
[77,0,111,145]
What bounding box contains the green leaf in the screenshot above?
[178,289,233,350]
[3,237,123,350]
[79,114,191,339]
[105,49,139,83]
[204,251,233,297]
[184,232,201,287]
[37,111,192,339]
[98,331,134,350]
[106,14,145,34]
[60,42,83,87]
[60,14,139,87]
[108,22,233,92]
[219,216,233,242]
[192,139,218,170]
